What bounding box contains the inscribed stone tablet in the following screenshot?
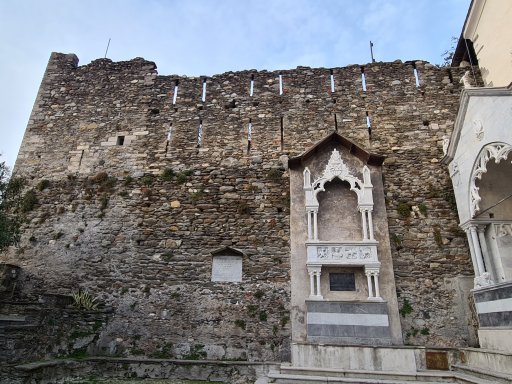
[329,272,355,291]
[212,255,242,282]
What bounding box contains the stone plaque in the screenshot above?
[426,351,449,370]
[329,273,355,291]
[211,255,242,282]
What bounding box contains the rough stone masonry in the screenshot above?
[2,52,478,365]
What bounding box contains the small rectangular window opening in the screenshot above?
[167,124,172,141]
[361,67,367,92]
[201,78,207,102]
[412,63,420,87]
[330,69,335,93]
[165,125,172,152]
[172,80,179,105]
[279,74,283,95]
[366,111,372,136]
[280,116,284,150]
[247,119,252,153]
[250,74,254,97]
[116,136,125,146]
[197,120,203,148]
[334,113,338,132]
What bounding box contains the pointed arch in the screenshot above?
[470,142,512,218]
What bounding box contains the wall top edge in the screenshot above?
[48,51,444,79]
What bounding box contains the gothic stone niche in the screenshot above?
[211,247,244,282]
[289,133,403,346]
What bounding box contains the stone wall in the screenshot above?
[3,52,478,362]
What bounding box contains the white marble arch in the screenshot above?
[469,142,512,218]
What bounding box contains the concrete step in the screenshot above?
[452,364,512,384]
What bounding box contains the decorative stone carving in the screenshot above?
[303,149,375,241]
[496,223,512,238]
[473,120,484,141]
[321,148,350,181]
[460,70,473,88]
[305,149,372,208]
[449,162,460,186]
[307,243,379,265]
[470,142,512,217]
[442,135,450,155]
[474,272,493,288]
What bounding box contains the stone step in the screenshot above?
[268,372,453,384]
[279,366,456,382]
[0,315,26,322]
[270,366,498,384]
[452,364,512,384]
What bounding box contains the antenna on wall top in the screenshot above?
[104,38,111,58]
[370,41,376,63]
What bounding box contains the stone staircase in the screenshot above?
[266,364,504,383]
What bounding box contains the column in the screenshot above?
[307,211,312,240]
[489,224,506,282]
[373,272,381,299]
[308,270,315,297]
[313,209,318,240]
[477,226,492,276]
[367,210,374,240]
[315,271,322,298]
[366,271,373,299]
[469,225,486,275]
[361,209,368,240]
[465,228,480,277]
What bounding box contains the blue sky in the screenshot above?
[0,0,469,170]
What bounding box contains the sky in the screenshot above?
[0,0,469,171]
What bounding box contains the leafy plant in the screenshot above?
[124,175,134,186]
[400,298,413,318]
[176,172,188,184]
[72,289,99,310]
[234,319,246,329]
[418,203,428,216]
[433,226,443,247]
[267,168,283,180]
[0,160,25,251]
[141,175,154,187]
[21,189,38,212]
[397,202,411,218]
[160,168,175,181]
[37,179,50,191]
[391,233,403,251]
